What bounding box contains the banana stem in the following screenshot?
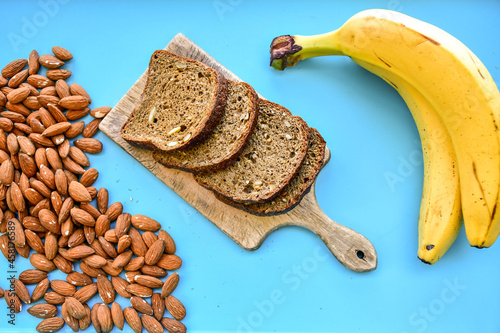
[270,31,343,70]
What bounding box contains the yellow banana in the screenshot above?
[352,58,462,264]
[270,9,500,248]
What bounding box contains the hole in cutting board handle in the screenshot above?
[356,250,365,259]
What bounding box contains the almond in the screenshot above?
[142,314,164,333]
[61,302,80,332]
[42,121,71,137]
[66,244,95,259]
[65,120,85,138]
[126,283,153,298]
[102,259,123,276]
[142,231,158,248]
[64,296,86,319]
[90,106,111,119]
[44,291,65,305]
[97,303,114,333]
[24,230,45,254]
[161,317,187,333]
[51,279,76,296]
[111,302,125,330]
[46,69,72,81]
[144,239,165,265]
[165,295,186,320]
[130,296,153,315]
[59,95,89,109]
[67,272,93,286]
[70,83,92,103]
[135,275,163,289]
[2,59,27,78]
[117,234,132,253]
[58,138,70,157]
[62,156,85,174]
[31,278,50,302]
[68,146,89,167]
[70,207,95,226]
[131,214,161,231]
[91,303,102,333]
[83,118,101,138]
[98,235,117,258]
[9,69,29,88]
[80,167,99,187]
[97,187,109,214]
[39,54,65,69]
[111,249,133,269]
[4,290,22,313]
[38,208,60,234]
[30,253,56,272]
[97,275,115,304]
[66,108,90,121]
[73,283,98,304]
[140,265,167,278]
[123,307,142,333]
[19,153,37,177]
[36,317,65,333]
[157,254,183,271]
[44,231,58,260]
[53,254,74,274]
[28,303,58,319]
[28,50,40,75]
[111,276,132,298]
[124,256,145,272]
[74,138,102,154]
[129,227,148,257]
[52,46,73,61]
[69,181,92,203]
[27,75,54,89]
[89,238,110,259]
[161,272,179,298]
[158,229,177,254]
[13,278,31,304]
[79,304,92,331]
[125,271,141,283]
[7,86,30,104]
[151,293,165,321]
[82,254,107,268]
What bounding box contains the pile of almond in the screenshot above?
[0,48,186,333]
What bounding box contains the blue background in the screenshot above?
[1,1,500,332]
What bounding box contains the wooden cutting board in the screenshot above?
[100,33,377,272]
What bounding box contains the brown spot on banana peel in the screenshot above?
[417,32,440,46]
[269,35,302,70]
[373,51,392,68]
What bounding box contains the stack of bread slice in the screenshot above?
[121,50,326,216]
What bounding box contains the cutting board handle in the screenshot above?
[293,198,377,272]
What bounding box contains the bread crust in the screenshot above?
[195,99,310,204]
[121,50,228,152]
[215,128,326,215]
[153,80,259,174]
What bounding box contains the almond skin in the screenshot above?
[130,296,154,315]
[28,303,58,319]
[123,307,142,333]
[161,317,187,333]
[97,304,113,333]
[131,214,161,231]
[36,317,65,333]
[111,302,125,330]
[52,46,73,61]
[18,269,48,284]
[142,314,164,333]
[50,279,76,296]
[151,293,165,321]
[73,283,98,304]
[68,181,92,202]
[31,278,50,302]
[97,275,115,304]
[165,295,186,320]
[111,276,132,298]
[161,272,180,298]
[64,296,86,319]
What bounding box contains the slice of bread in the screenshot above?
[152,80,259,173]
[215,128,326,215]
[121,50,227,151]
[195,99,309,203]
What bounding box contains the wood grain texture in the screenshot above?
[100,33,377,272]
